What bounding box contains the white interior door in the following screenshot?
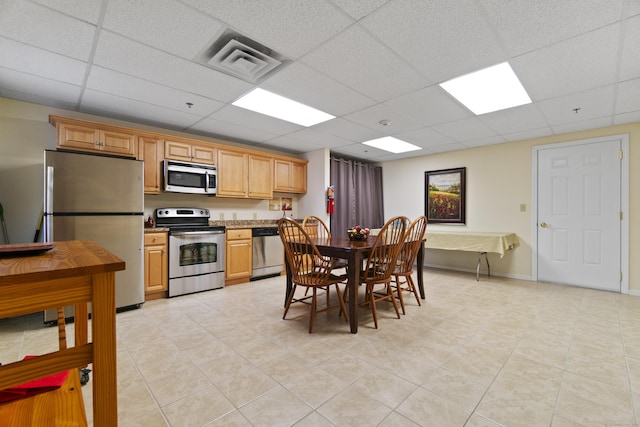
[536,138,623,291]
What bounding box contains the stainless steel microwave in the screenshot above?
[163,160,217,195]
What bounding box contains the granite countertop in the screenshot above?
[144,219,308,232]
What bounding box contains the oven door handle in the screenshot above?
[171,230,225,236]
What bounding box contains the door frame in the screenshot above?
[531,134,629,294]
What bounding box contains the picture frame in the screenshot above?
[425,167,466,224]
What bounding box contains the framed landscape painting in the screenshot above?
[425,167,466,224]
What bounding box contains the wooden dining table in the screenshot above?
[284,236,425,333]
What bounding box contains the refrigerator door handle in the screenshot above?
[44,166,54,242]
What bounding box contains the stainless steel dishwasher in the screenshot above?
[251,227,284,280]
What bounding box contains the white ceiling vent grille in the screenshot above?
[198,31,288,83]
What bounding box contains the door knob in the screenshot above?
[540,222,551,228]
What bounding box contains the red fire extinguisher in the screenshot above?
[327,186,335,215]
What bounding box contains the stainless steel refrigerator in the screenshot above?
[43,150,144,322]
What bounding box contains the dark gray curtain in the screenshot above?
[330,156,384,236]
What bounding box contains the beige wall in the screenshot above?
[382,122,640,293]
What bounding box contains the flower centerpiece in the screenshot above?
[347,225,370,241]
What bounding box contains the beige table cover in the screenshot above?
[425,231,519,257]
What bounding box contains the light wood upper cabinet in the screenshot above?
[274,159,307,193]
[138,136,164,194]
[51,116,136,157]
[165,140,216,165]
[248,154,273,199]
[217,149,248,197]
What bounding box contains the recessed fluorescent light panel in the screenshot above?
[439,62,531,115]
[362,137,421,154]
[232,88,335,126]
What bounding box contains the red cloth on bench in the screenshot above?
[0,356,70,403]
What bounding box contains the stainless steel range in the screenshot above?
[155,208,225,297]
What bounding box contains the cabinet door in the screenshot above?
[217,150,248,197]
[226,239,252,280]
[138,136,164,194]
[248,154,273,199]
[144,233,168,296]
[192,145,216,165]
[273,159,292,192]
[57,123,100,152]
[164,140,192,162]
[291,162,307,193]
[101,129,136,156]
[274,159,307,193]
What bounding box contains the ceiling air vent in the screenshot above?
[198,31,288,83]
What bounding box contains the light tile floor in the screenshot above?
[2,268,640,426]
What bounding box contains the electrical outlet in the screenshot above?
[220,212,224,220]
[252,212,258,220]
[232,212,237,220]
[520,204,526,212]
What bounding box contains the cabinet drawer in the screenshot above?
[226,229,252,240]
[144,232,167,245]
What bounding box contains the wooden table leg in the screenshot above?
[347,252,361,333]
[91,272,118,427]
[417,242,425,299]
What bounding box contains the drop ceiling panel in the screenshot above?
[432,117,498,142]
[395,127,455,148]
[32,0,103,23]
[210,105,302,135]
[478,104,550,134]
[552,117,613,135]
[81,89,204,130]
[93,31,252,102]
[0,1,95,60]
[342,103,423,134]
[619,14,640,81]
[461,135,506,148]
[429,142,469,153]
[616,78,640,114]
[260,62,375,116]
[0,68,81,103]
[330,0,390,20]
[312,118,379,143]
[182,0,353,59]
[86,67,224,116]
[383,86,471,126]
[480,0,624,55]
[188,117,280,143]
[513,24,620,101]
[102,0,225,59]
[537,86,615,126]
[614,111,640,125]
[0,38,87,85]
[261,135,323,154]
[330,142,390,160]
[301,25,427,102]
[361,0,505,82]
[284,128,355,148]
[1,1,638,163]
[503,127,555,142]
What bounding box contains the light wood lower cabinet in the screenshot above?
[144,232,168,300]
[225,229,252,285]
